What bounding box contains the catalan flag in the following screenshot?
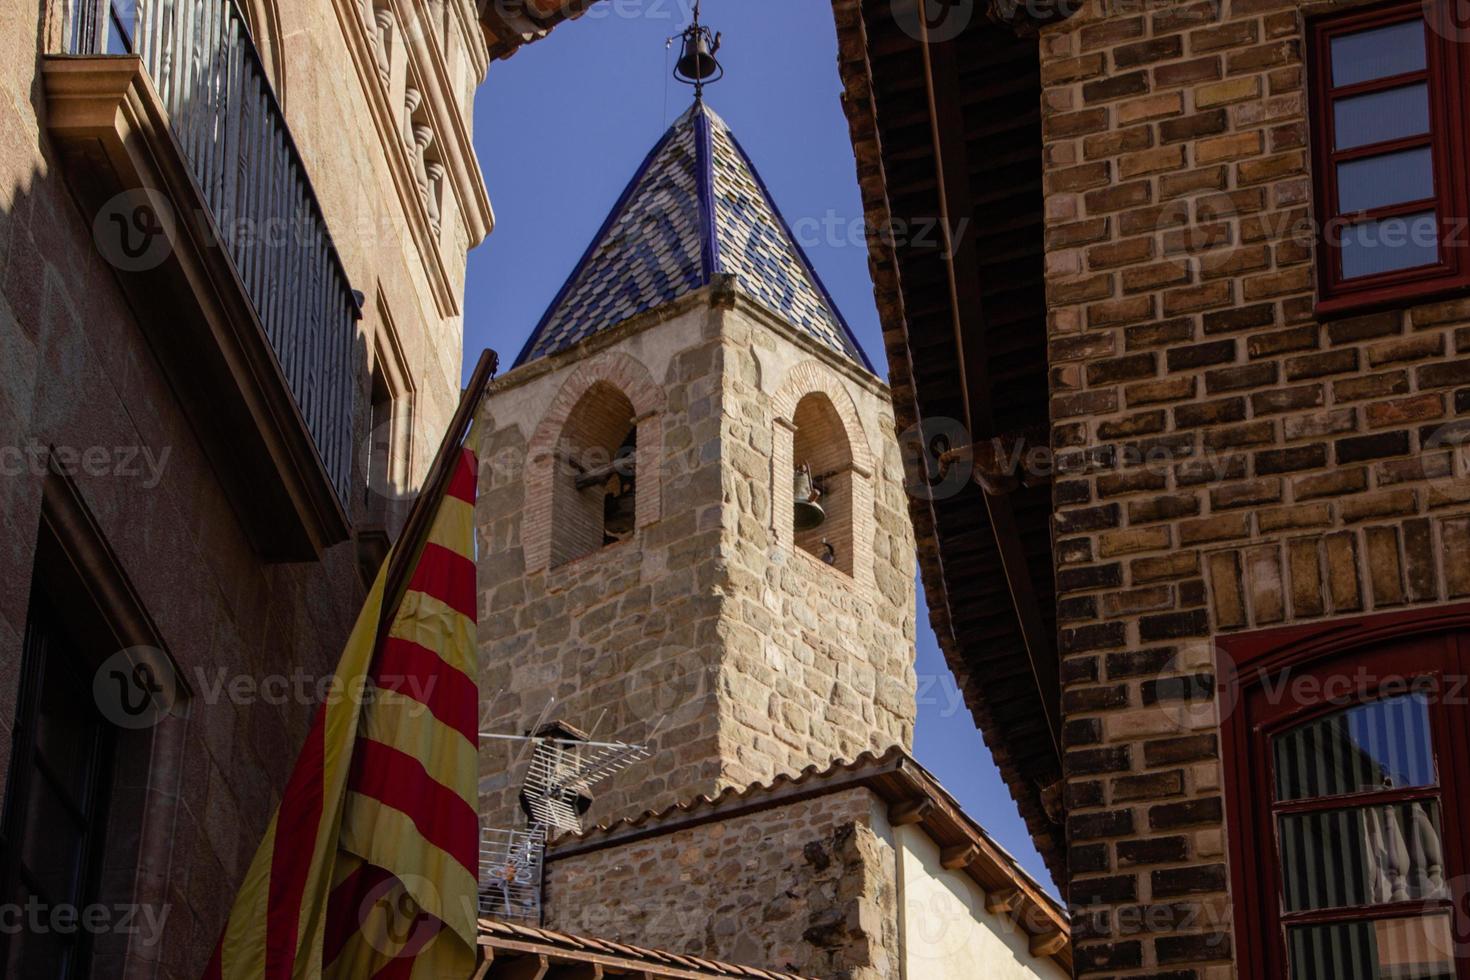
[204,441,481,980]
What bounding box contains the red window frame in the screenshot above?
[1219,602,1470,978]
[1309,0,1470,314]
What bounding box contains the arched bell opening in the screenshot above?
[550,381,639,567]
[791,392,854,576]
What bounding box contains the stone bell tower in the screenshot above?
[474,99,917,833]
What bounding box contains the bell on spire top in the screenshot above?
[673,1,722,99]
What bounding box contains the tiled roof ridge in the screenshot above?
[478,917,816,979]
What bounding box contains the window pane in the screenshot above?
[18,777,87,906]
[1274,692,1435,801]
[1280,801,1446,912]
[1331,19,1427,87]
[1288,915,1454,980]
[106,1,136,54]
[3,926,66,980]
[1339,212,1440,279]
[1337,147,1435,212]
[1333,84,1430,151]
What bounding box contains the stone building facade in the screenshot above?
[1036,0,1470,975]
[474,101,917,835]
[547,784,898,977]
[472,95,1073,980]
[534,749,1072,979]
[0,0,498,974]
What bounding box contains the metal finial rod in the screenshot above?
[692,0,704,102]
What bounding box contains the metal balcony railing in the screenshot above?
[63,0,359,506]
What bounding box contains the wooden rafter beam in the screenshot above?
[940,842,980,870]
[1030,930,1068,957]
[888,797,935,826]
[985,888,1020,916]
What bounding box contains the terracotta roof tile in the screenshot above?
[477,918,815,978]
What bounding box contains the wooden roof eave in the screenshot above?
[544,747,1072,973]
[831,0,1074,886]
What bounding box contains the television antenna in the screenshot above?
[477,727,651,922]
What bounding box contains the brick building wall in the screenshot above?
[474,288,916,836]
[1037,0,1470,974]
[0,0,486,974]
[543,788,900,979]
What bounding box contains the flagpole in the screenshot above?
[375,347,498,647]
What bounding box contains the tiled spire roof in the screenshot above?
[513,102,872,372]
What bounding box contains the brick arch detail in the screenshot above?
[523,353,666,571]
[771,362,875,474]
[770,361,875,589]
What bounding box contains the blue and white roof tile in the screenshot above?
[515,102,871,372]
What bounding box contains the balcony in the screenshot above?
[44,0,360,559]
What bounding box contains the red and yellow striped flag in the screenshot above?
[205,445,481,980]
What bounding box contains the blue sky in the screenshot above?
[464,0,1055,893]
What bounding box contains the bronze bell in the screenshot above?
[793,463,826,532]
[675,27,722,84]
[603,473,636,542]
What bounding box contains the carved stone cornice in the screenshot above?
[329,0,492,317]
[476,0,599,61]
[400,0,495,248]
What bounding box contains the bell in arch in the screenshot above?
[793,462,826,532]
[602,471,636,543]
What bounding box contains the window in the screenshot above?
[105,1,136,54]
[0,596,116,978]
[550,382,638,567]
[360,303,415,584]
[66,0,136,54]
[791,392,854,576]
[1220,607,1470,978]
[1310,1,1470,312]
[364,361,413,521]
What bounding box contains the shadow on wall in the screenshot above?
[0,2,378,975]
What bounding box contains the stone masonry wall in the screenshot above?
[716,304,917,792]
[0,1,480,975]
[474,293,917,835]
[475,302,729,834]
[1038,0,1470,975]
[0,167,358,976]
[543,788,901,980]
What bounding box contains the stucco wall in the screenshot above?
[896,826,1068,980]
